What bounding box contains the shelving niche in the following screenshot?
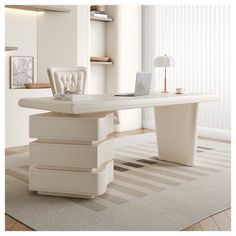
[89,5,115,94]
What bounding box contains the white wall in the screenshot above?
[37,5,90,84]
[106,5,142,131]
[5,9,51,147]
[37,6,78,83]
[76,6,90,92]
[142,5,231,140]
[90,19,107,94]
[5,8,38,84]
[5,89,51,148]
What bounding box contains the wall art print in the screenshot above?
[10,56,34,88]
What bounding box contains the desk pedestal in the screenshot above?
[28,112,114,198]
[154,103,199,166]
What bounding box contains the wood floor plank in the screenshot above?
[225,208,231,220]
[10,221,32,231]
[213,211,231,231]
[183,223,202,231]
[199,217,219,231]
[5,215,16,231]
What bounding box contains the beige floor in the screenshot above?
[5,129,231,231]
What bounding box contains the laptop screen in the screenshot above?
[134,72,152,96]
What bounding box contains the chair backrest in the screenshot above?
[47,67,87,95]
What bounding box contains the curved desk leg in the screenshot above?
[154,103,199,166]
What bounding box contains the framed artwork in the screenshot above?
[10,56,34,88]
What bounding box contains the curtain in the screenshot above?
[142,5,230,140]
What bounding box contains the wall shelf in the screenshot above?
[89,6,115,94]
[90,61,114,65]
[5,46,18,51]
[5,5,70,13]
[25,83,51,89]
[90,16,113,22]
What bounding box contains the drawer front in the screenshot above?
[29,160,114,196]
[30,139,114,169]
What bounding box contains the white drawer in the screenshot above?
[30,139,114,169]
[29,112,114,142]
[29,160,114,197]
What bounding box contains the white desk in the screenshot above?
[19,92,216,114]
[19,93,217,198]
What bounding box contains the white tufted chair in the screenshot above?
[47,67,87,95]
[47,66,119,125]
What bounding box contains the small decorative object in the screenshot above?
[64,87,83,95]
[154,54,175,93]
[10,56,34,88]
[90,5,103,11]
[176,88,184,94]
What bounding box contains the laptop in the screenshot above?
[115,72,152,97]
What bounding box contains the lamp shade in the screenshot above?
[154,55,175,67]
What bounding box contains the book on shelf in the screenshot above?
[90,13,108,19]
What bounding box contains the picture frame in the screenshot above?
[10,56,34,89]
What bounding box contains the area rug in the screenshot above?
[5,133,231,231]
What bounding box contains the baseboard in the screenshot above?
[114,132,156,148]
[198,127,231,141]
[142,121,231,142]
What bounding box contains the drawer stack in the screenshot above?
[28,112,114,198]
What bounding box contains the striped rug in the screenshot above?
[5,134,231,231]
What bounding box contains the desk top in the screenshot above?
[18,93,218,114]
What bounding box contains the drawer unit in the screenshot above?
[30,112,114,142]
[28,111,115,198]
[30,139,114,169]
[29,160,114,197]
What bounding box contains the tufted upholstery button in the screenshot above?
[47,67,87,95]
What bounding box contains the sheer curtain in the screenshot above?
[142,5,230,140]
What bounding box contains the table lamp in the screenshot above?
[154,55,175,93]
